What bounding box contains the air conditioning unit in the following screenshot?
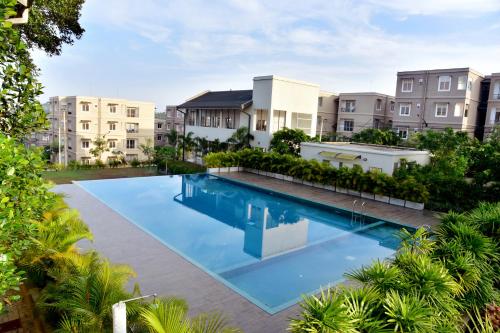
[416,103,421,109]
[418,78,424,84]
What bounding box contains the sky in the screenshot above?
[34,0,500,109]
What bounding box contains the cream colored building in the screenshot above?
[337,92,395,137]
[45,96,155,164]
[316,91,338,138]
[393,68,484,139]
[300,142,430,175]
[179,75,320,150]
[485,73,500,137]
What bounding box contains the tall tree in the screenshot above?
[226,127,253,151]
[89,135,109,162]
[270,128,310,156]
[17,0,85,56]
[140,138,155,163]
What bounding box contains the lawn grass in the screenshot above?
[42,167,159,184]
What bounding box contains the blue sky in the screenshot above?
[34,0,500,109]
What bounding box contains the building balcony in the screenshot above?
[341,107,356,113]
[126,129,139,133]
[185,125,237,141]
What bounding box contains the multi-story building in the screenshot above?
[178,75,320,150]
[392,68,484,139]
[316,91,338,139]
[44,96,155,164]
[485,73,500,137]
[336,92,395,137]
[154,105,184,146]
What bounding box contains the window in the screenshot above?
[127,107,138,117]
[157,135,162,141]
[157,123,162,129]
[126,139,136,149]
[166,123,171,130]
[457,76,467,90]
[126,154,138,161]
[464,104,469,117]
[108,140,116,148]
[495,110,500,124]
[397,127,408,139]
[109,104,117,113]
[256,109,268,131]
[291,113,312,132]
[338,162,343,168]
[222,110,236,129]
[342,100,355,112]
[390,101,395,112]
[438,76,451,91]
[376,99,382,111]
[109,122,116,131]
[126,123,138,133]
[369,167,383,172]
[273,110,286,131]
[81,157,91,165]
[399,103,411,116]
[343,119,354,132]
[467,79,473,91]
[318,97,323,107]
[435,103,448,117]
[374,119,381,129]
[493,82,500,99]
[81,121,90,130]
[401,79,413,92]
[454,103,463,117]
[81,103,90,112]
[81,140,90,149]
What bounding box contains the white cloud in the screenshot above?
[368,0,500,16]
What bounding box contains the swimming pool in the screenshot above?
[77,174,410,314]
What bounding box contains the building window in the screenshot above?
[454,103,463,117]
[318,97,323,107]
[81,140,90,149]
[397,127,408,139]
[81,121,90,130]
[273,110,286,131]
[467,79,473,91]
[108,140,116,148]
[166,123,171,130]
[401,79,413,92]
[157,123,162,129]
[374,118,381,129]
[342,100,355,112]
[291,113,312,132]
[81,103,90,112]
[126,154,138,161]
[399,103,411,116]
[376,99,382,111]
[109,104,117,113]
[109,122,116,131]
[390,101,395,112]
[494,110,500,124]
[343,119,354,132]
[256,109,268,131]
[126,139,136,149]
[126,123,138,133]
[127,107,138,117]
[369,167,383,172]
[435,103,448,117]
[464,104,469,117]
[438,76,451,91]
[457,76,467,90]
[222,109,236,129]
[157,135,162,141]
[81,157,91,165]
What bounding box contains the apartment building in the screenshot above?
[45,96,155,164]
[178,75,320,150]
[316,91,338,138]
[154,105,184,146]
[485,73,500,137]
[392,68,484,139]
[336,93,395,137]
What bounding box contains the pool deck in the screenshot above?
[54,173,440,333]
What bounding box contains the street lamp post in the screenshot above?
[112,294,157,333]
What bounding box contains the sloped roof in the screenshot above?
[177,90,253,109]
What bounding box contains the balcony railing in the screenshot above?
[341,107,356,113]
[126,128,138,133]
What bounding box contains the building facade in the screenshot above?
[485,73,500,137]
[178,75,320,150]
[392,68,484,139]
[44,96,155,164]
[316,91,338,139]
[154,105,183,146]
[336,93,395,137]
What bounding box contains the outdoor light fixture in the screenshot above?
[112,293,157,333]
[6,0,33,25]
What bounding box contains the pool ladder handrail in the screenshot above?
[351,200,367,224]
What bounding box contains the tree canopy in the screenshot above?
[351,128,401,146]
[270,128,310,156]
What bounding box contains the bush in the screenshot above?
[204,149,429,203]
[160,160,206,175]
[130,158,141,167]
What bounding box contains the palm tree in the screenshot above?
[39,251,138,332]
[166,129,179,148]
[194,136,210,157]
[179,132,196,160]
[139,298,241,333]
[226,127,253,151]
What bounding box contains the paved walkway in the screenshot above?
[218,172,441,229]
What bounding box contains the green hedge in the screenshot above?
[158,159,206,175]
[204,149,429,203]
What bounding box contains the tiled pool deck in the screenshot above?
[54,172,440,333]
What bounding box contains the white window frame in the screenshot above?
[343,100,356,113]
[157,135,162,141]
[157,122,162,129]
[454,103,463,117]
[109,105,117,113]
[109,122,116,131]
[291,112,312,132]
[375,99,382,111]
[457,76,467,90]
[399,104,411,116]
[108,140,116,149]
[438,76,451,92]
[435,103,448,117]
[401,79,413,93]
[397,128,408,140]
[81,140,90,149]
[81,103,90,112]
[343,119,354,132]
[81,121,90,131]
[127,107,138,117]
[126,139,136,149]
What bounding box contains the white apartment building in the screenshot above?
[45,96,155,164]
[178,75,321,150]
[154,105,184,146]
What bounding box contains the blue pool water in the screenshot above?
[77,174,409,313]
